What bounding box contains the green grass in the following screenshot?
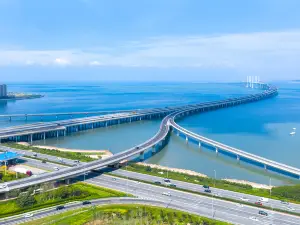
[21,204,230,225]
[123,163,300,203]
[3,143,97,162]
[0,169,28,182]
[0,182,127,218]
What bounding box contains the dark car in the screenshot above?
[154,181,161,185]
[204,189,212,193]
[258,210,268,216]
[82,201,91,205]
[56,205,65,210]
[168,183,176,187]
[135,146,140,149]
[42,160,47,163]
[203,185,210,189]
[163,178,170,183]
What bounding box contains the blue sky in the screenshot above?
[0,0,300,81]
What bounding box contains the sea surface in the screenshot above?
[0,81,299,186]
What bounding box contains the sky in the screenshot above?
[0,0,300,82]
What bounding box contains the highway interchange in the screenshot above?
[1,83,297,224]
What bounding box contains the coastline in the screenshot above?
[136,162,273,189]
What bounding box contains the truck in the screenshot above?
[258,197,269,203]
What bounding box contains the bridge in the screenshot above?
[0,109,137,121]
[0,83,282,193]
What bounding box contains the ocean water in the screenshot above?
[0,81,299,186]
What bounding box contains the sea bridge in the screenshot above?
[0,82,287,193]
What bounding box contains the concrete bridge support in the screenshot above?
[215,147,218,155]
[264,164,267,170]
[237,155,240,162]
[139,152,145,161]
[198,142,201,149]
[185,136,188,144]
[30,134,33,145]
[151,146,156,154]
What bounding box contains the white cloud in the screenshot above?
[89,60,102,66]
[54,58,70,65]
[0,30,300,74]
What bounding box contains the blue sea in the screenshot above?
[0,81,299,186]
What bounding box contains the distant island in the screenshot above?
[0,92,44,101]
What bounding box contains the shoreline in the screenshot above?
[17,142,113,159]
[137,162,273,189]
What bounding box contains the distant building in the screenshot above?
[0,84,7,98]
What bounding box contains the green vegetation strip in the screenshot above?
[0,169,27,182]
[21,204,229,225]
[4,143,96,162]
[124,163,300,204]
[107,173,300,217]
[0,182,127,218]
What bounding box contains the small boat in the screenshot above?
[290,131,296,135]
[293,128,296,130]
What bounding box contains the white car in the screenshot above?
[24,213,33,218]
[214,193,221,197]
[0,184,7,189]
[236,203,244,208]
[285,206,295,211]
[162,192,171,197]
[240,197,249,202]
[54,167,60,171]
[249,216,258,221]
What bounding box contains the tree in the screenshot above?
[16,193,36,208]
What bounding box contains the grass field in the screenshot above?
[0,182,127,218]
[21,204,230,225]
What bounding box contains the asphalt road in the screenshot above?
[3,174,299,225]
[0,145,76,166]
[112,169,300,213]
[85,175,300,225]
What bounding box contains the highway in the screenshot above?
[0,84,279,192]
[16,155,300,216]
[110,169,300,213]
[0,145,77,166]
[2,175,299,225]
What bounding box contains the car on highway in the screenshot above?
[74,160,80,163]
[33,153,37,157]
[281,200,289,205]
[258,197,269,203]
[24,213,33,218]
[112,178,117,181]
[154,181,161,185]
[162,192,171,197]
[236,203,244,208]
[204,189,212,193]
[255,201,263,206]
[163,178,170,183]
[135,146,140,149]
[82,201,91,205]
[54,167,60,171]
[214,193,221,197]
[203,185,209,189]
[258,210,268,216]
[56,205,65,210]
[168,183,176,187]
[240,197,249,202]
[249,216,258,221]
[285,206,295,211]
[0,184,7,189]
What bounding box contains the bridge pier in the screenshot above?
[237,155,240,162]
[30,134,33,145]
[139,151,144,161]
[177,131,180,136]
[264,164,267,170]
[215,147,218,155]
[198,142,201,149]
[66,178,70,185]
[152,146,156,154]
[185,136,188,144]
